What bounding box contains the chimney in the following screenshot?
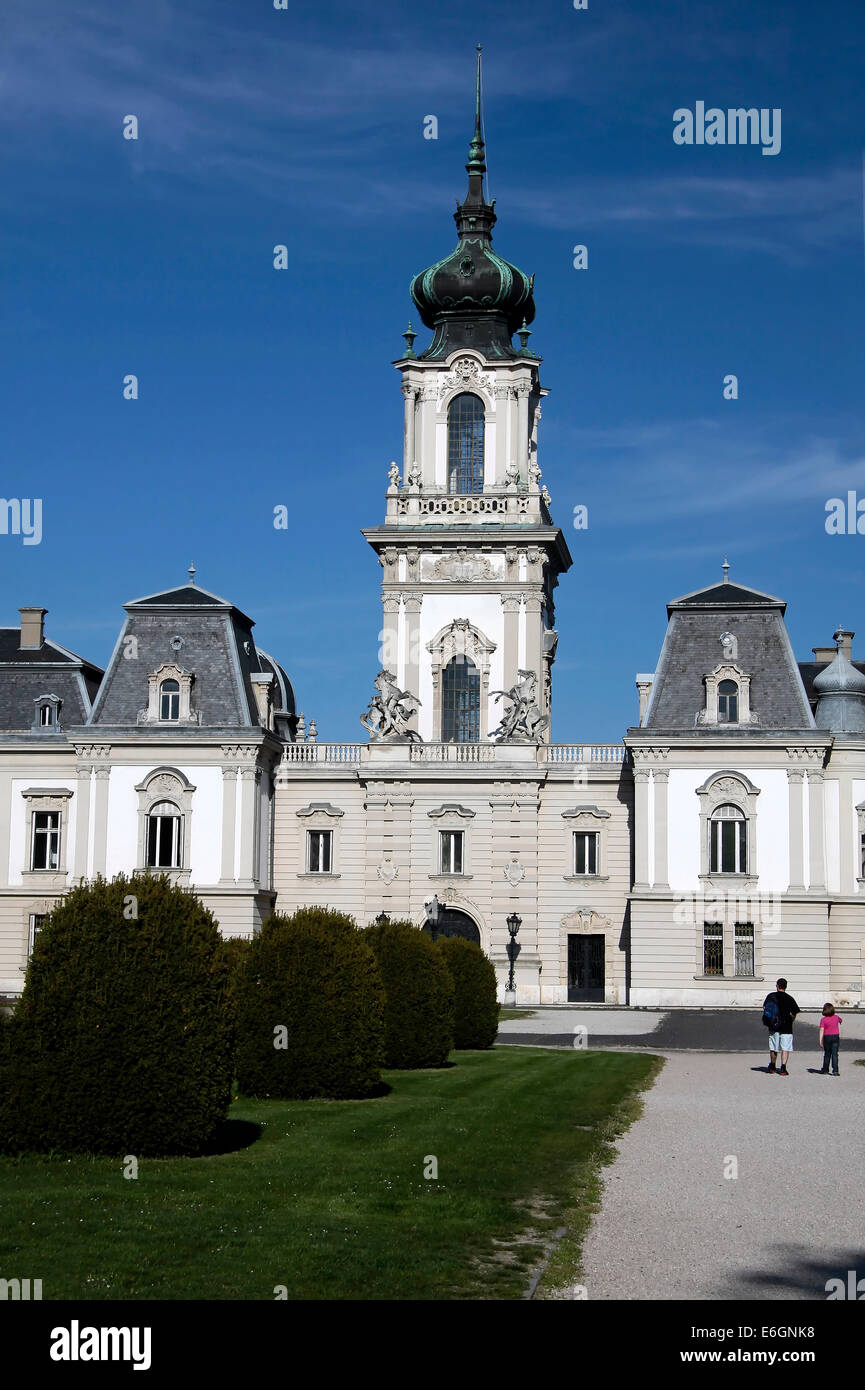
[833,628,854,662]
[19,607,47,650]
[812,647,836,664]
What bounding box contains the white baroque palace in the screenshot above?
[2,73,864,1009]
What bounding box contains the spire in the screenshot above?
[188,561,196,585]
[466,45,486,195]
[722,557,730,583]
[454,46,497,240]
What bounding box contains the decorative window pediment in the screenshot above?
[698,664,757,726]
[296,802,345,822]
[427,803,476,821]
[135,767,195,879]
[561,805,611,822]
[696,771,759,881]
[139,663,199,726]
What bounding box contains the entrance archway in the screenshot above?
[424,908,481,947]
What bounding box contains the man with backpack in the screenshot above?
[762,978,800,1076]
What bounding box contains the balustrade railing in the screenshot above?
[280,741,625,766]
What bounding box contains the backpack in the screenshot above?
[762,996,780,1030]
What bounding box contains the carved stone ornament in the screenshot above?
[504,859,525,887]
[377,858,399,885]
[432,548,493,582]
[438,356,493,403]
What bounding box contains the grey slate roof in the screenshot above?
[644,578,814,732]
[799,660,865,709]
[88,582,291,731]
[0,630,103,731]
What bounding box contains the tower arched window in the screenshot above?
[442,655,480,743]
[709,803,747,874]
[718,679,739,723]
[159,679,180,721]
[146,801,182,868]
[447,393,485,493]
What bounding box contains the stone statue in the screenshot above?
[540,484,552,506]
[387,461,401,491]
[528,459,542,487]
[407,460,422,490]
[490,669,550,743]
[360,669,423,742]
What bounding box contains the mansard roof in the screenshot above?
[88,581,286,731]
[643,575,814,732]
[0,627,102,731]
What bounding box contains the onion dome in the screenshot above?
[409,48,535,361]
[813,630,865,733]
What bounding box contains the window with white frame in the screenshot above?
[146,801,182,868]
[717,679,739,723]
[573,831,599,876]
[307,829,332,874]
[734,921,755,977]
[159,679,180,721]
[709,803,748,874]
[440,830,464,875]
[39,703,55,727]
[28,913,47,955]
[703,921,724,976]
[31,811,60,870]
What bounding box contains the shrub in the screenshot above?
[234,907,384,1099]
[363,920,454,1068]
[0,874,234,1156]
[435,937,499,1049]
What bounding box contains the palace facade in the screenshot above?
[2,65,864,1008]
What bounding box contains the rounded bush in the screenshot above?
[435,937,500,1049]
[363,920,454,1068]
[0,874,235,1156]
[234,907,385,1100]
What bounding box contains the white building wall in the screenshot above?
[417,592,503,741]
[667,767,789,892]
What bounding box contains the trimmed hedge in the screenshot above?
[436,937,500,1049]
[234,907,385,1099]
[363,919,454,1068]
[0,874,234,1156]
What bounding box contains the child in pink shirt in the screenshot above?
[818,1004,841,1076]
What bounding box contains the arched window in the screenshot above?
[447,393,484,493]
[441,655,480,743]
[709,803,747,874]
[718,679,739,723]
[146,801,182,868]
[160,679,180,721]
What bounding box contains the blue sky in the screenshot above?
[1,0,863,740]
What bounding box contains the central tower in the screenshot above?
[362,51,571,744]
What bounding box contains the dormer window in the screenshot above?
[700,664,754,726]
[32,694,62,732]
[447,393,484,493]
[717,679,739,723]
[140,664,197,726]
[160,679,180,721]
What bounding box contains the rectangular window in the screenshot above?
[703,922,724,976]
[573,831,599,876]
[861,831,865,879]
[710,817,747,873]
[28,913,46,955]
[307,829,332,874]
[734,921,755,977]
[39,704,54,727]
[440,830,464,875]
[31,811,60,870]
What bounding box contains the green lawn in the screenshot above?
[0,1047,661,1300]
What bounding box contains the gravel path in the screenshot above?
[577,1050,865,1301]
